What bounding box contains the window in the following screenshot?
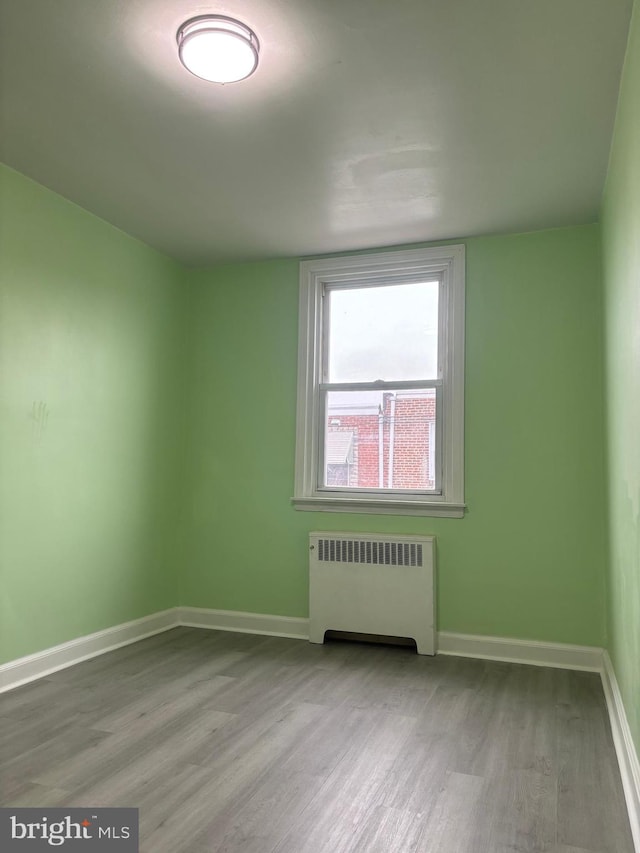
[293,245,465,517]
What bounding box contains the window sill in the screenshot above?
[291,496,466,518]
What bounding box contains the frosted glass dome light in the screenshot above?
[177,16,260,84]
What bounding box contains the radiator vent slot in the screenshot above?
[317,538,423,567]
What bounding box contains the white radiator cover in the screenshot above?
[308,532,436,655]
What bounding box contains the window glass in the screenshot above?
[293,245,465,517]
[324,389,437,491]
[327,281,439,383]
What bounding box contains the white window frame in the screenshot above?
[292,245,465,518]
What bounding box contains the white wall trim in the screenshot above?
[601,651,640,852]
[437,631,604,671]
[177,606,309,640]
[177,612,605,672]
[2,603,638,853]
[0,609,179,694]
[1,612,608,695]
[294,245,465,515]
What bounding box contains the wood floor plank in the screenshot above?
[414,770,485,853]
[556,671,633,852]
[1,723,111,784]
[184,768,327,853]
[143,702,327,852]
[349,805,427,853]
[270,710,417,853]
[34,705,235,792]
[91,674,235,733]
[472,768,558,852]
[549,846,608,853]
[0,629,633,853]
[0,677,73,718]
[2,780,71,808]
[376,675,482,821]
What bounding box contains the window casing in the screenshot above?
[293,245,465,517]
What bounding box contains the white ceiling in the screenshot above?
[0,0,633,265]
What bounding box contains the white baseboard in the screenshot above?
[1,607,605,691]
[177,606,309,640]
[177,610,604,671]
[437,631,603,671]
[0,608,179,694]
[0,611,605,691]
[601,652,640,852]
[1,606,636,849]
[0,607,306,694]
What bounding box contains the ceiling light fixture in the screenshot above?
[177,15,260,84]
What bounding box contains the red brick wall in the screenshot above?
[326,392,436,490]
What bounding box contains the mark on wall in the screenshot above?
[29,401,49,437]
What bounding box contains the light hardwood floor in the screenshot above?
[0,627,634,853]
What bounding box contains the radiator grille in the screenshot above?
[317,538,423,567]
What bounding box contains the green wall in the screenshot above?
[183,225,607,646]
[602,1,640,756]
[0,166,612,664]
[0,165,188,663]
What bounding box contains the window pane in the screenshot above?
[323,389,437,491]
[327,281,439,382]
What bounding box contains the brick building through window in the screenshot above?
[326,389,436,491]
